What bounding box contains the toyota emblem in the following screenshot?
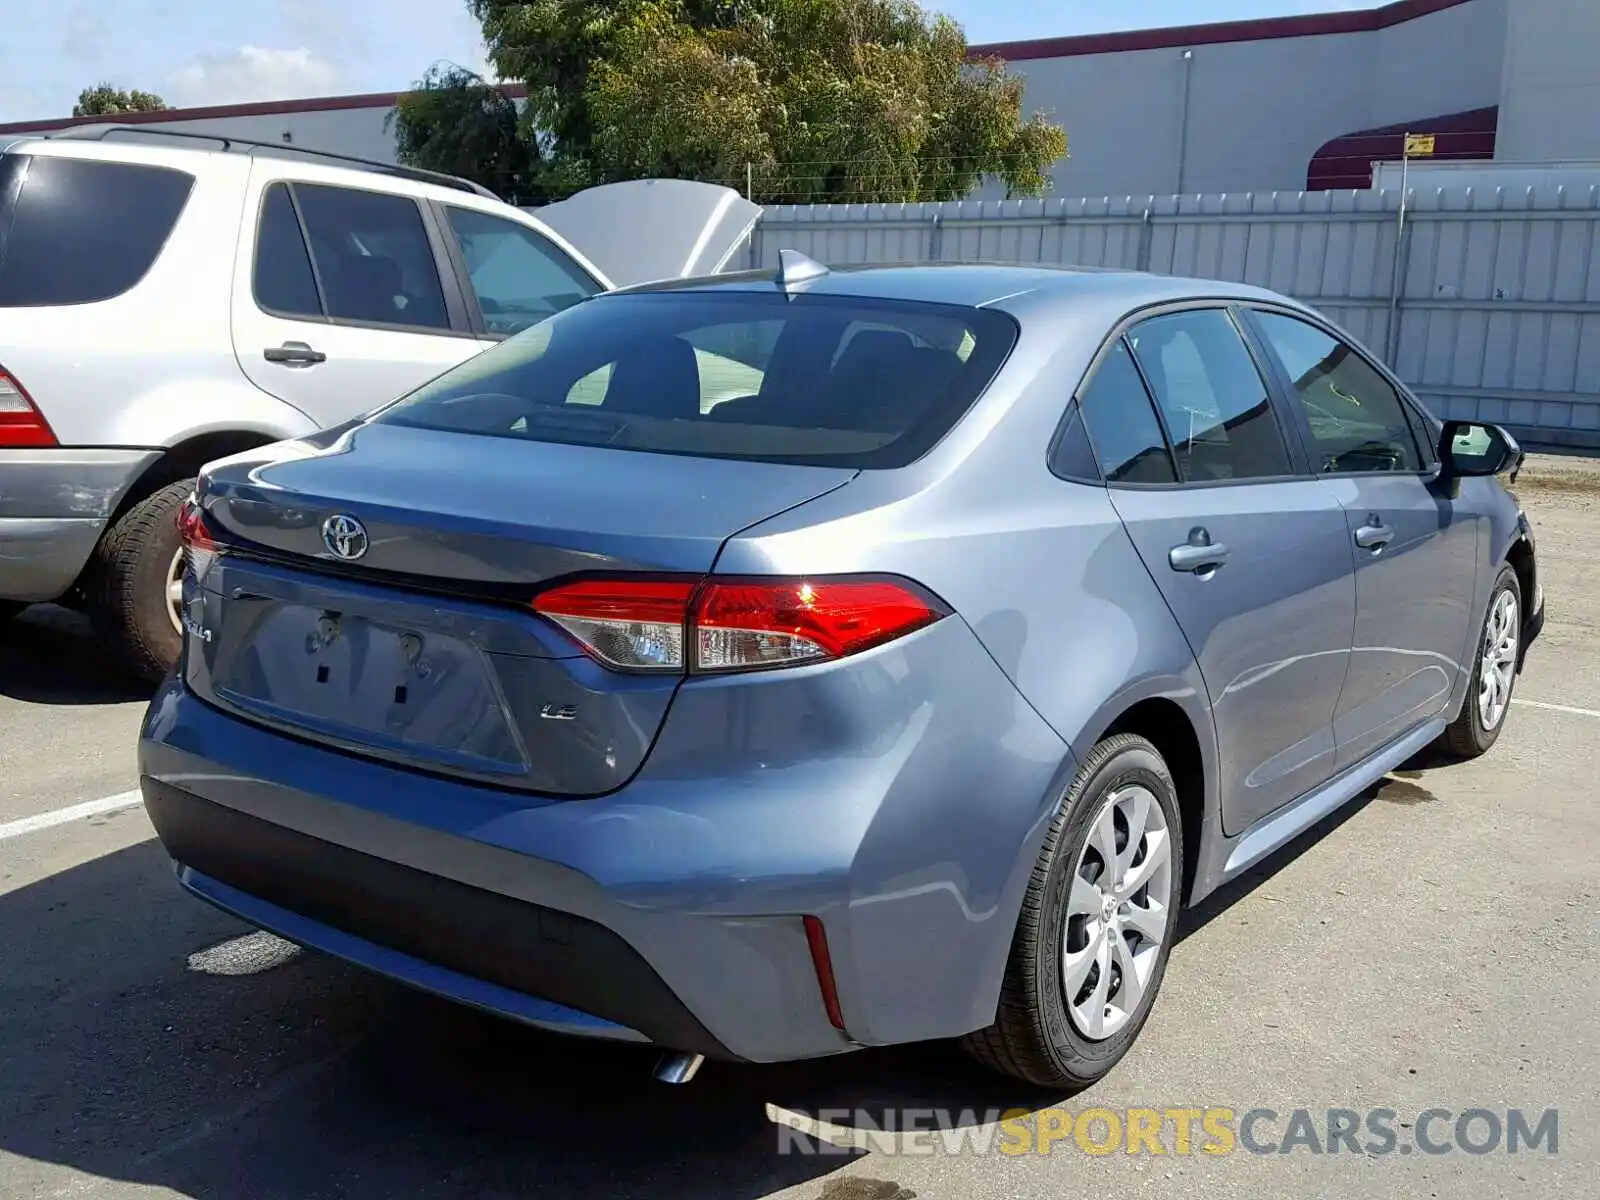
[321,514,369,560]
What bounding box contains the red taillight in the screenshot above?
[696,579,943,669]
[0,368,56,448]
[176,495,214,550]
[176,494,218,578]
[531,575,946,674]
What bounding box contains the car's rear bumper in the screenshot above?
[0,449,158,601]
[145,778,721,1053]
[137,618,1074,1063]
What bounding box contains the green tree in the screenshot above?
[388,64,543,202]
[465,0,763,195]
[585,0,1067,203]
[72,84,169,117]
[411,0,1065,203]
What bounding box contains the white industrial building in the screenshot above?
[1,0,1597,198]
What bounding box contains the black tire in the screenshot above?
[962,733,1184,1090]
[85,479,193,683]
[1438,564,1522,760]
[0,600,24,625]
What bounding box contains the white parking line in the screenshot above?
[1514,697,1600,720]
[0,790,143,842]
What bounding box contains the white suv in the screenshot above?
[0,127,748,678]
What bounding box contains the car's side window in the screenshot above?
[0,155,194,308]
[253,183,322,318]
[1049,400,1103,483]
[1127,309,1293,483]
[1250,309,1424,474]
[1075,339,1177,485]
[442,206,601,337]
[261,182,452,332]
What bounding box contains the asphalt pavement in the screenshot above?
[1,475,1596,1200]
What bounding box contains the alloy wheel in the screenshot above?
[165,549,185,636]
[1062,784,1174,1041]
[1478,589,1519,731]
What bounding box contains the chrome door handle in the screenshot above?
[1169,540,1230,573]
[264,341,327,366]
[1354,522,1394,551]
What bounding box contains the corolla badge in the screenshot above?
[321,514,369,560]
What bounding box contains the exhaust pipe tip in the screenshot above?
[653,1052,705,1084]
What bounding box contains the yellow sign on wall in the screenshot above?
[1404,134,1437,158]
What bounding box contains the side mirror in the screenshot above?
[1439,420,1523,483]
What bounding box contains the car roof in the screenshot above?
[612,261,1293,316]
[4,125,498,200]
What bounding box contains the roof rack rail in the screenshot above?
[44,124,502,201]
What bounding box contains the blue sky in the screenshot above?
[0,0,1395,124]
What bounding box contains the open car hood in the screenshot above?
[531,179,762,288]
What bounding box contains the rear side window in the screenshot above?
[1076,339,1177,484]
[0,154,193,307]
[443,206,600,336]
[375,290,1018,469]
[254,184,321,317]
[1128,309,1293,483]
[1048,401,1102,483]
[252,181,451,331]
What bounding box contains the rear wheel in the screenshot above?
[85,479,193,683]
[1438,565,1521,760]
[963,734,1183,1089]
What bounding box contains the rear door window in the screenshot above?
[1127,308,1294,483]
[254,181,452,332]
[0,153,194,307]
[253,183,321,317]
[442,206,601,336]
[375,290,1017,469]
[1074,339,1177,484]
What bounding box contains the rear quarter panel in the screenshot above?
[720,311,1220,918]
[726,468,1212,751]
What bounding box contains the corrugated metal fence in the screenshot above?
[749,186,1600,448]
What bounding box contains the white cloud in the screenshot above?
[164,45,341,108]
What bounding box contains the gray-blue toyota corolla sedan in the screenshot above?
[139,254,1543,1089]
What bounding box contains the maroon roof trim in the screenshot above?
[969,0,1476,62]
[0,0,1477,133]
[1306,105,1499,190]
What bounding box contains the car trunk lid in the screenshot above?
[185,423,856,795]
[202,422,854,581]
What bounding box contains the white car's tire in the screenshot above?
[86,480,192,682]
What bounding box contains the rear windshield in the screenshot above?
[0,153,194,307]
[374,289,1018,468]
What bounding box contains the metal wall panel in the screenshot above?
[753,184,1600,447]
